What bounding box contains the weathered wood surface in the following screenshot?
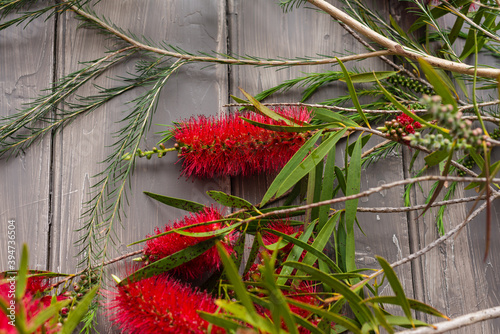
[0,1,499,333]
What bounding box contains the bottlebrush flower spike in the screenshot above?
[172,107,311,178]
[0,276,67,333]
[106,275,225,334]
[143,206,235,280]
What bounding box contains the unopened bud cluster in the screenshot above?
[405,95,490,151]
[386,74,434,95]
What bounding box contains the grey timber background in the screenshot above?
[0,0,499,332]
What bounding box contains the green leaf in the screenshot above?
[302,211,341,267]
[284,261,374,325]
[207,190,255,210]
[144,191,205,213]
[362,296,449,320]
[276,129,347,198]
[119,237,220,285]
[376,256,414,327]
[263,228,341,274]
[276,222,317,286]
[335,166,347,196]
[26,299,70,333]
[418,58,457,110]
[261,130,322,206]
[345,136,362,274]
[313,108,358,127]
[384,316,430,328]
[16,244,29,300]
[198,311,244,332]
[286,297,362,334]
[241,117,334,132]
[60,286,99,334]
[215,300,279,333]
[318,143,336,230]
[261,255,299,334]
[340,71,398,83]
[239,88,297,125]
[424,149,449,167]
[216,242,260,320]
[337,58,371,128]
[175,220,242,238]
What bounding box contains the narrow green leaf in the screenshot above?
[286,297,362,334]
[284,261,374,325]
[313,108,358,127]
[362,296,449,320]
[341,71,398,83]
[345,136,362,274]
[16,244,29,300]
[276,129,347,198]
[318,143,336,230]
[175,221,242,238]
[239,87,297,125]
[418,58,457,110]
[60,286,99,334]
[384,316,430,328]
[207,190,254,210]
[263,228,341,273]
[376,256,414,327]
[120,237,220,285]
[241,117,334,132]
[302,212,341,266]
[424,149,449,167]
[216,242,260,319]
[198,311,244,332]
[420,143,455,217]
[216,300,279,333]
[337,58,371,128]
[144,191,205,213]
[261,255,299,334]
[26,300,70,333]
[334,166,347,196]
[261,130,322,206]
[276,222,317,286]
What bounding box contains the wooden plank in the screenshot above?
[407,149,499,332]
[0,7,55,271]
[50,1,228,332]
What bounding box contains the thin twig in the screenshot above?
[357,195,486,213]
[337,21,433,89]
[50,250,143,289]
[68,4,392,67]
[254,176,500,220]
[395,306,500,334]
[325,192,499,305]
[306,0,500,78]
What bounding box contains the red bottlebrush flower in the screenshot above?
[0,276,66,333]
[143,206,235,280]
[172,107,312,178]
[106,275,225,334]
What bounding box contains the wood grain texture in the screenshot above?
[0,7,55,271]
